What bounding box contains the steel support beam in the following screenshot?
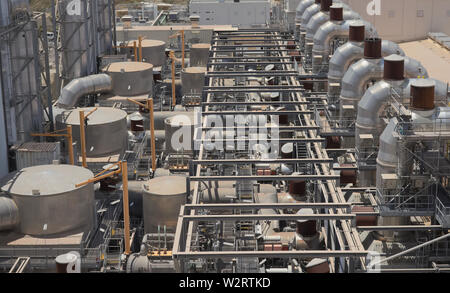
[189,175,339,181]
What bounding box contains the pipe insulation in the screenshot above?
[340,56,428,112]
[0,196,20,231]
[312,20,377,70]
[328,40,404,85]
[356,78,449,143]
[57,74,112,109]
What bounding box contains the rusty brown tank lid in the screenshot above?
[364,38,382,59]
[410,79,435,111]
[383,54,405,81]
[348,20,365,42]
[296,208,317,237]
[329,4,344,21]
[320,0,333,12]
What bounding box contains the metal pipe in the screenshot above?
[148,98,156,171]
[367,233,450,268]
[57,74,112,109]
[122,161,131,256]
[0,197,19,231]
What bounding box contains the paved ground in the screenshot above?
[400,39,450,84]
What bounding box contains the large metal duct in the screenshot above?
[295,0,315,41]
[356,79,448,146]
[57,74,112,109]
[0,196,19,231]
[299,0,323,51]
[340,43,427,117]
[328,40,404,91]
[312,18,377,73]
[295,0,315,22]
[305,4,360,65]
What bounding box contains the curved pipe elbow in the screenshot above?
[340,59,384,102]
[57,74,112,109]
[295,0,315,21]
[0,196,19,231]
[313,20,377,57]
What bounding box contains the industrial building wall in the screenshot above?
[341,0,450,42]
[189,1,271,27]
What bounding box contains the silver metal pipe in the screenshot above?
[367,233,450,269]
[57,74,112,109]
[328,40,405,84]
[0,196,19,231]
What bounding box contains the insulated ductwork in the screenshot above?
[0,196,19,231]
[356,78,448,145]
[305,5,360,66]
[340,41,427,118]
[295,0,316,22]
[328,40,404,95]
[299,0,323,50]
[57,74,112,109]
[305,2,354,43]
[376,107,450,184]
[312,18,377,73]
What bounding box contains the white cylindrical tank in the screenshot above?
[56,107,128,158]
[164,114,195,154]
[104,61,153,96]
[190,43,210,67]
[139,39,166,67]
[1,164,95,236]
[142,176,192,233]
[181,67,206,96]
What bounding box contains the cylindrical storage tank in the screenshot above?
[383,54,404,81]
[55,251,81,273]
[190,43,210,67]
[326,136,341,148]
[1,164,95,236]
[296,208,317,237]
[289,180,306,199]
[104,62,153,96]
[164,114,195,154]
[329,5,343,21]
[281,143,294,158]
[364,38,382,59]
[142,176,192,233]
[320,0,332,12]
[138,39,166,67]
[129,112,145,132]
[340,164,357,186]
[181,67,206,96]
[348,22,365,42]
[410,79,435,111]
[56,107,128,158]
[305,258,329,273]
[352,206,377,226]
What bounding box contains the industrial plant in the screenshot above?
[0,0,449,274]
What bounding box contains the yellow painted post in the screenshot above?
[121,161,131,255]
[67,125,74,165]
[170,51,176,108]
[138,36,143,62]
[148,98,156,171]
[79,111,87,168]
[181,30,185,70]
